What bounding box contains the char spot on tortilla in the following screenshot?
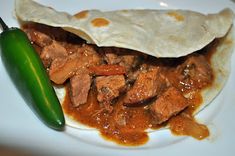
[74,10,89,19]
[167,11,185,21]
[91,17,110,27]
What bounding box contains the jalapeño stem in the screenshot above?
[0,17,9,31]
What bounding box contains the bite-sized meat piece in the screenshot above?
[150,87,189,124]
[100,47,144,73]
[96,75,125,103]
[105,52,120,64]
[40,41,68,67]
[119,54,142,72]
[177,54,213,89]
[76,44,101,68]
[126,63,148,83]
[49,54,78,84]
[24,29,52,47]
[63,43,82,54]
[100,47,122,64]
[124,68,166,105]
[70,74,91,107]
[49,44,101,84]
[23,23,69,45]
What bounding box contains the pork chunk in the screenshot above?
[96,75,125,103]
[40,41,68,67]
[178,54,213,89]
[76,44,101,67]
[49,54,79,84]
[101,47,143,73]
[124,68,166,105]
[150,87,188,124]
[70,74,91,107]
[24,29,52,47]
[49,44,101,84]
[100,47,122,64]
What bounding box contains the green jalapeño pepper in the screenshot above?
[0,17,65,130]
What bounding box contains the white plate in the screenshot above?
[1,0,235,155]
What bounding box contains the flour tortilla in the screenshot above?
[15,0,234,58]
[15,0,234,130]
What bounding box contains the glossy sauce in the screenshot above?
[63,86,156,145]
[62,41,217,145]
[23,23,218,146]
[167,40,219,139]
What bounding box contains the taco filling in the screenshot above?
[22,22,226,145]
[16,0,234,146]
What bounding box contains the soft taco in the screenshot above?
[15,0,234,145]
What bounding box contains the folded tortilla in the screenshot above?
[15,0,234,130]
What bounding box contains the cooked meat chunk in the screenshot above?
[40,41,68,67]
[124,68,166,105]
[96,75,125,103]
[24,29,52,47]
[63,43,82,54]
[177,54,213,89]
[72,44,101,73]
[126,63,148,83]
[102,48,122,64]
[150,87,188,124]
[49,44,101,84]
[23,23,69,47]
[119,54,141,72]
[76,44,101,67]
[49,54,78,84]
[101,47,143,73]
[70,74,91,107]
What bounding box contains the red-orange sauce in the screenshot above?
[23,23,218,146]
[63,85,160,146]
[62,42,217,145]
[62,41,219,145]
